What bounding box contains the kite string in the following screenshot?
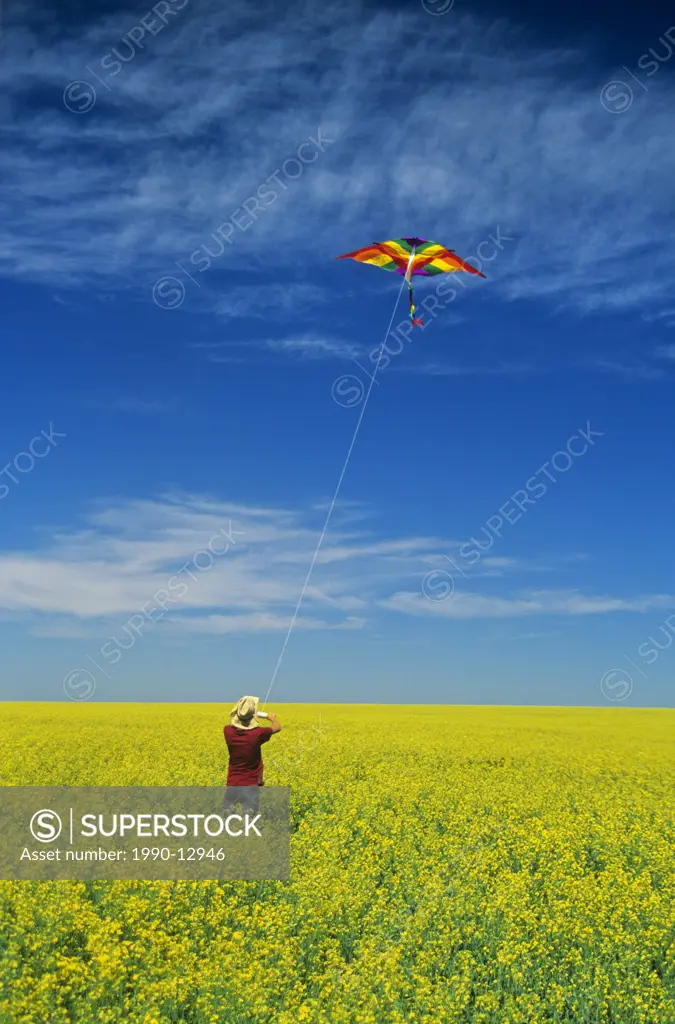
[261,276,408,707]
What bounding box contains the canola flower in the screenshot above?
[0,703,674,1023]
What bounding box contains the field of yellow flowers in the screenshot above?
[0,703,673,1024]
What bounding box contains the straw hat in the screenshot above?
[229,695,261,730]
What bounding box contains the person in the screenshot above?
[223,695,281,816]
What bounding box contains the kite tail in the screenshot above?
[409,284,423,327]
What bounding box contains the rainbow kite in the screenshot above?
[336,236,485,326]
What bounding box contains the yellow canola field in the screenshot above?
[0,703,674,1024]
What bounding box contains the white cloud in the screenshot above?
[586,359,667,381]
[645,310,675,328]
[261,335,362,361]
[211,284,330,322]
[383,589,675,620]
[0,0,674,320]
[173,612,367,634]
[0,494,441,634]
[195,333,364,363]
[399,362,536,377]
[0,494,671,637]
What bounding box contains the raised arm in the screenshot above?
[266,711,281,734]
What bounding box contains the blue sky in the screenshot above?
[0,0,674,706]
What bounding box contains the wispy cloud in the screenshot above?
[0,494,670,637]
[585,359,667,381]
[211,284,330,322]
[399,361,537,377]
[261,334,362,361]
[1,0,674,320]
[172,612,367,634]
[384,589,675,621]
[192,333,364,364]
[644,310,675,329]
[0,494,440,634]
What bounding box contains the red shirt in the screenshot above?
[223,725,273,786]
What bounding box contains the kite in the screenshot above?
[336,237,486,326]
